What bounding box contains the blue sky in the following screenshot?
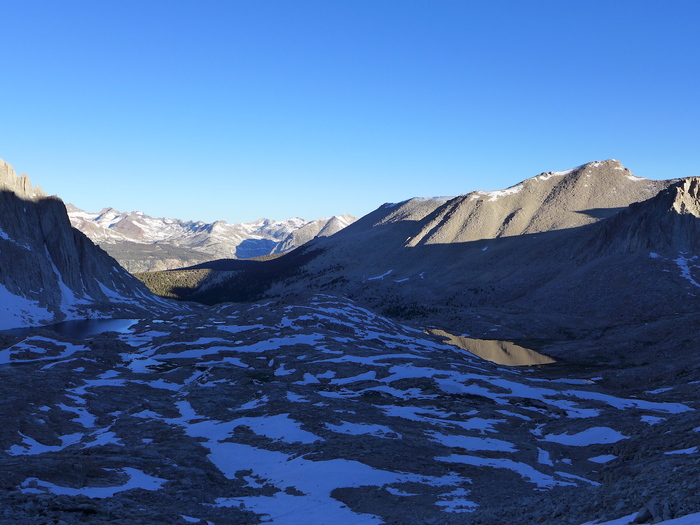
[1,1,698,223]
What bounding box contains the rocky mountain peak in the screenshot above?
[586,176,700,256]
[530,159,637,190]
[671,177,700,217]
[514,159,628,186]
[0,159,47,200]
[580,158,626,171]
[400,160,669,247]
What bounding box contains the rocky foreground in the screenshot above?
[0,296,698,524]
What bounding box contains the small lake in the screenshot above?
[427,328,556,366]
[3,318,139,339]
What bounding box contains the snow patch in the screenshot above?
[543,427,628,446]
[20,468,166,497]
[0,227,31,250]
[538,169,572,180]
[8,432,83,456]
[646,387,673,394]
[0,283,53,330]
[435,487,478,513]
[429,431,516,452]
[471,183,524,202]
[588,455,617,464]
[674,253,700,288]
[438,454,576,489]
[664,446,698,455]
[167,401,461,524]
[537,448,553,466]
[367,270,393,281]
[325,421,400,439]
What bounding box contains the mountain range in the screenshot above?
[0,156,698,525]
[67,205,356,273]
[147,159,700,383]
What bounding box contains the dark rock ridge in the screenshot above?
[589,177,700,255]
[0,160,168,329]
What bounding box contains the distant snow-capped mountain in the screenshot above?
[67,205,356,273]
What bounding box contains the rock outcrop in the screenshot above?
[0,159,165,329]
[589,177,700,255]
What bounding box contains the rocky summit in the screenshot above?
[1,158,699,525]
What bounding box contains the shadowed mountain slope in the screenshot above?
[588,177,700,255]
[149,161,700,365]
[0,160,170,329]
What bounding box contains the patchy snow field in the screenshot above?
[0,295,697,524]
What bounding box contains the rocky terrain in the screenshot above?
[68,205,356,273]
[155,161,700,372]
[1,157,699,524]
[0,296,698,524]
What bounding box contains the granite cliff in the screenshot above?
[0,160,166,329]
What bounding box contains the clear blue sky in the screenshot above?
[1,1,698,223]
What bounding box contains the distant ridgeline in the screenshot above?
[68,205,356,273]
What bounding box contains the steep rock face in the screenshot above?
[0,160,164,329]
[588,177,700,255]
